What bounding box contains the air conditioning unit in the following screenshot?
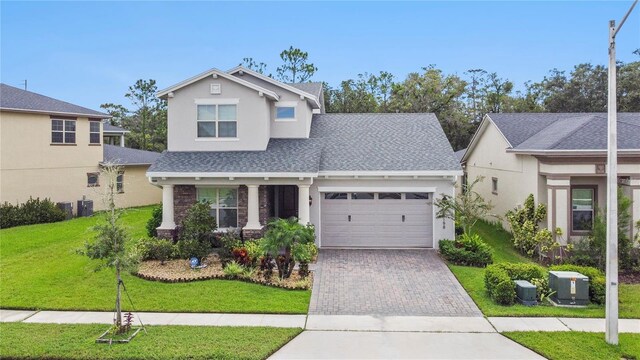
[549,271,590,306]
[77,200,94,217]
[56,202,73,220]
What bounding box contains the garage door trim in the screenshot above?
[318,187,436,249]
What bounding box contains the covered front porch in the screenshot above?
[541,159,640,244]
[155,177,313,240]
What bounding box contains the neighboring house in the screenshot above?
[0,83,162,214]
[103,123,129,146]
[461,113,640,243]
[148,66,461,248]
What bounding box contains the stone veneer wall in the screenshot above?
[158,184,271,240]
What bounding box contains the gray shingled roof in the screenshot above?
[149,113,461,174]
[287,82,323,99]
[103,145,161,165]
[489,113,640,151]
[0,83,109,118]
[455,148,467,162]
[148,139,323,174]
[103,123,129,133]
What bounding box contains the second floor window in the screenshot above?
[89,121,101,144]
[276,106,295,120]
[52,119,76,144]
[197,104,237,138]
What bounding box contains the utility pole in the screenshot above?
[606,0,637,346]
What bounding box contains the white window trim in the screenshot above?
[275,101,297,121]
[197,186,239,231]
[196,102,238,139]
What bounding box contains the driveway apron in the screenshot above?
[308,249,482,316]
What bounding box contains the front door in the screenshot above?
[275,185,298,219]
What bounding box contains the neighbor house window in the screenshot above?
[116,173,124,193]
[572,187,595,232]
[492,177,498,195]
[52,119,76,144]
[197,187,238,228]
[87,173,99,187]
[197,104,237,138]
[89,121,101,144]
[275,106,295,120]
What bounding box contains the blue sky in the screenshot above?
[2,1,639,110]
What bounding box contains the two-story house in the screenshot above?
[148,67,461,248]
[0,84,162,214]
[461,113,640,244]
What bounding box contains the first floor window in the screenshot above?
[52,119,76,144]
[116,173,124,193]
[89,121,101,144]
[197,187,238,228]
[197,104,237,138]
[572,187,595,232]
[87,173,99,187]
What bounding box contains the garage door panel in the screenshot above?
[321,191,434,248]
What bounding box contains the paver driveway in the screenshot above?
[308,249,482,316]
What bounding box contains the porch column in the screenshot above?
[159,184,176,229]
[631,177,640,240]
[120,134,125,147]
[546,177,570,244]
[298,184,310,225]
[245,184,261,229]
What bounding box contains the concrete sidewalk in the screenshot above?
[0,309,306,328]
[2,309,638,333]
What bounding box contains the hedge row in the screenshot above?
[0,197,66,229]
[440,234,493,267]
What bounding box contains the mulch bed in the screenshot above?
[135,254,312,290]
[620,271,640,284]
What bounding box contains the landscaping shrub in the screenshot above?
[292,242,318,277]
[177,201,216,262]
[549,264,605,304]
[146,205,162,237]
[484,262,548,305]
[0,197,66,229]
[505,194,547,256]
[219,230,242,264]
[262,218,315,280]
[439,233,494,267]
[138,237,176,264]
[222,261,245,279]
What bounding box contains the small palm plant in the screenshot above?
[261,217,315,279]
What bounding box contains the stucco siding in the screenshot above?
[166,76,271,151]
[465,121,541,229]
[309,177,456,248]
[114,165,161,209]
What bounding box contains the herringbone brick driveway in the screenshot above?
[308,249,482,316]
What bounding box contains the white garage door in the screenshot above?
[320,192,433,248]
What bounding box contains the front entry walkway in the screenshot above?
[308,249,482,316]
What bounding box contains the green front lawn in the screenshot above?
[0,207,310,314]
[0,322,301,360]
[447,221,640,318]
[504,332,640,360]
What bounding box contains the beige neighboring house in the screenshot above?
[0,83,162,214]
[148,66,461,248]
[461,113,640,243]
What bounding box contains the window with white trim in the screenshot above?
[275,106,295,120]
[89,121,101,144]
[571,187,595,232]
[52,119,76,144]
[197,104,237,138]
[197,187,238,228]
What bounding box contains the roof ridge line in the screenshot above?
[547,115,598,150]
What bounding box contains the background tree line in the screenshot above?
[103,47,639,152]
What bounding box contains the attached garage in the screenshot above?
[320,191,434,248]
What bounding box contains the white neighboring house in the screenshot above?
[147,66,461,248]
[461,113,640,243]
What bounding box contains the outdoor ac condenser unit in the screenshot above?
[549,271,589,306]
[56,202,73,220]
[77,200,93,217]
